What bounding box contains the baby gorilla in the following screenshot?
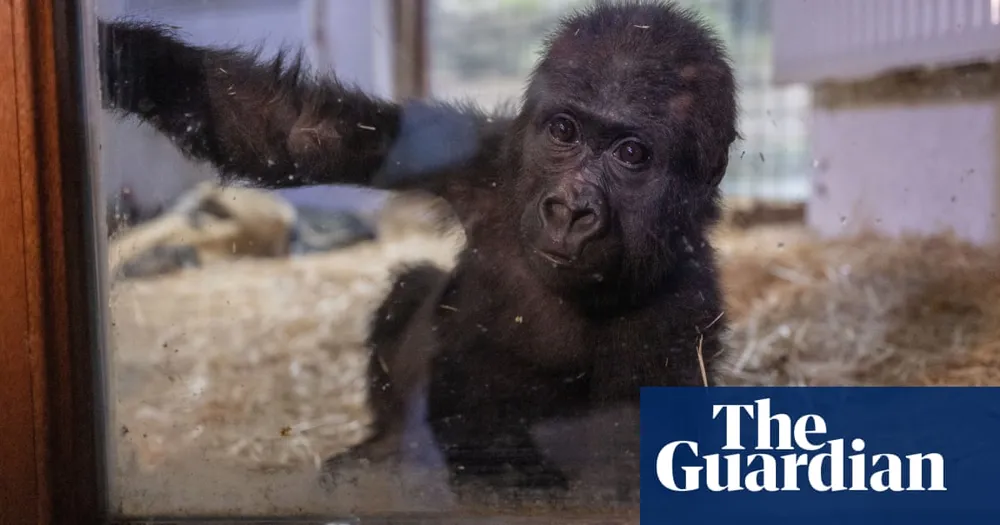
[99,0,737,493]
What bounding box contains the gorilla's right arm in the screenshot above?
[99,20,505,203]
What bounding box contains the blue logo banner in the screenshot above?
[640,387,1000,524]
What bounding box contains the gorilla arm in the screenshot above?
[98,19,503,204]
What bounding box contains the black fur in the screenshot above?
[99,0,737,494]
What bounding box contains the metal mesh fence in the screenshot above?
[426,0,813,202]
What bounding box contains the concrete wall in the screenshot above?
[807,98,1000,245]
[772,0,1000,245]
[95,0,394,215]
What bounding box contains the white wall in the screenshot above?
[773,0,1000,245]
[96,0,394,215]
[807,99,1000,244]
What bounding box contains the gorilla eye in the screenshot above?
[613,139,651,167]
[547,115,579,144]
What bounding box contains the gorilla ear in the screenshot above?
[705,149,730,187]
[706,128,741,187]
[694,127,734,188]
[710,153,729,186]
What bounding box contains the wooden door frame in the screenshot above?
[392,0,429,100]
[0,0,105,523]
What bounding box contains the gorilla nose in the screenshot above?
[538,189,607,258]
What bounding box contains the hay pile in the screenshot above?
[721,196,806,230]
[109,182,299,277]
[106,196,1000,515]
[110,232,462,474]
[108,182,379,281]
[717,226,1000,386]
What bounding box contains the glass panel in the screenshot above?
[77,0,1000,521]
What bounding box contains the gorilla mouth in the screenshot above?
[534,248,574,267]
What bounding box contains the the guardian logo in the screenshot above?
[656,398,947,493]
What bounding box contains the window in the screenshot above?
[426,0,812,201]
[2,0,997,523]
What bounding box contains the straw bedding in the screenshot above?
[107,196,1000,515]
[716,226,1000,386]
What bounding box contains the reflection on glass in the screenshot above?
[83,0,1000,521]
